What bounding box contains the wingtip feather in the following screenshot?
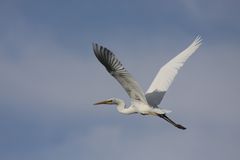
[92,42,98,54]
[193,35,202,47]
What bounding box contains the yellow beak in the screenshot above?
[94,100,112,105]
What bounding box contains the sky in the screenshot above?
[0,0,240,160]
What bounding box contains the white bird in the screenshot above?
[93,36,202,130]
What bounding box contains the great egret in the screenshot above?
[93,36,202,130]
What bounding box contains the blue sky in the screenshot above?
[0,0,240,160]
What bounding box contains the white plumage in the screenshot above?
[147,36,201,93]
[93,36,202,130]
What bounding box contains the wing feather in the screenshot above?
[93,43,148,104]
[146,36,202,106]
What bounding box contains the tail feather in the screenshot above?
[161,109,172,114]
[158,114,186,130]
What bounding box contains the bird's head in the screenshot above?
[94,98,121,106]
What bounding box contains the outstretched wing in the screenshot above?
[145,36,202,107]
[93,43,148,104]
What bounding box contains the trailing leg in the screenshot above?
[158,114,186,130]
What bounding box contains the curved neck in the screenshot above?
[115,99,136,115]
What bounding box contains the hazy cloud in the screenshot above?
[0,0,240,160]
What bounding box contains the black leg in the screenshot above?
[158,114,186,130]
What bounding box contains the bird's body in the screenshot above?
[133,101,155,115]
[93,36,202,130]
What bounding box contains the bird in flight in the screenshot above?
[93,36,202,130]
